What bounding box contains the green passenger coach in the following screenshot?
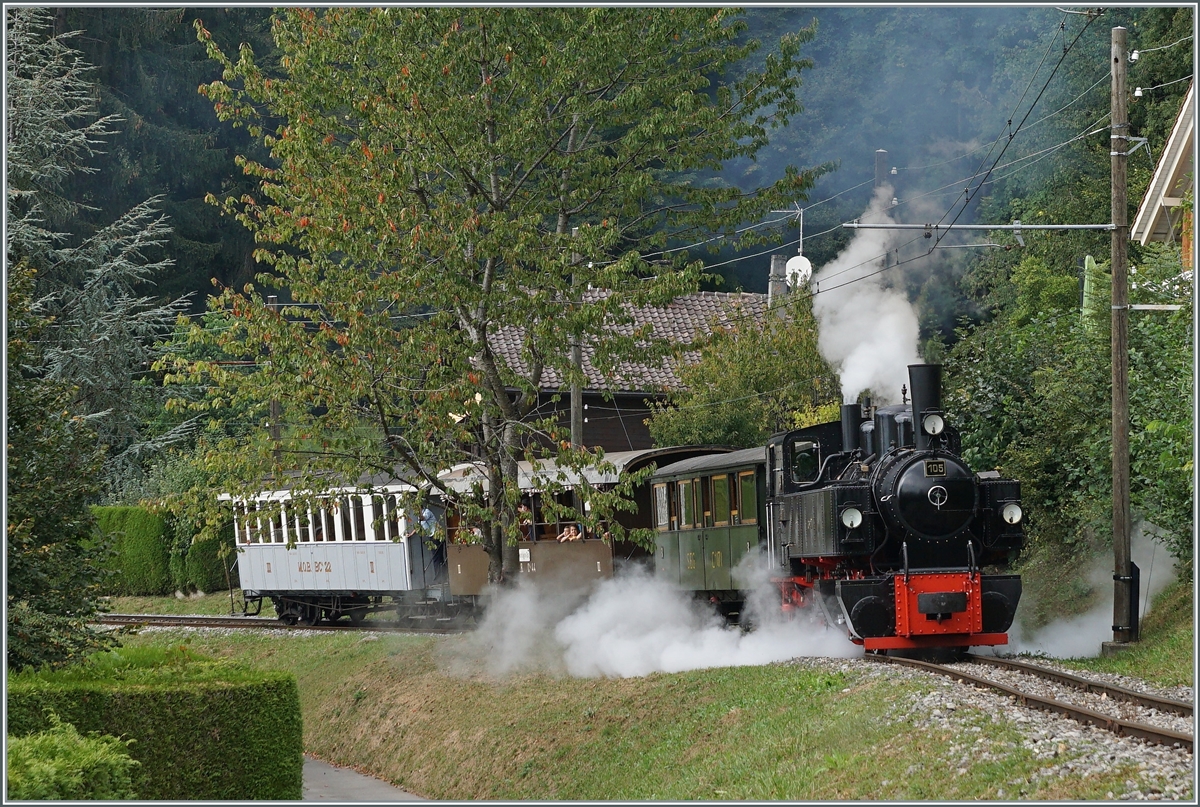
[649,447,768,616]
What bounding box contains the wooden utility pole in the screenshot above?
[267,295,282,463]
[1109,26,1134,647]
[570,228,584,449]
[876,149,893,271]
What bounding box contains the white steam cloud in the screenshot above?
[441,558,861,680]
[1005,523,1178,658]
[811,184,922,404]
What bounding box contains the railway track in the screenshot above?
[868,653,1194,752]
[96,613,465,634]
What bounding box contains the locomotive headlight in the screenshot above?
[1002,503,1023,525]
[922,413,945,436]
[841,507,863,529]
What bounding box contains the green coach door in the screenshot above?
[652,483,680,585]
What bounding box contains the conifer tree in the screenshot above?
[5,6,194,499]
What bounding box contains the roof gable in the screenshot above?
[1132,82,1194,245]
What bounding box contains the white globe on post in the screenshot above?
[785,254,812,287]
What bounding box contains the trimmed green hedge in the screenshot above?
[93,506,171,596]
[7,647,302,800]
[7,717,139,800]
[93,506,239,595]
[185,529,239,594]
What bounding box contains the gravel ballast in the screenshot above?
[788,656,1195,801]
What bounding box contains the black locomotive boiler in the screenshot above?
[765,364,1024,651]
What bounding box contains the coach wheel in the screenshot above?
[297,603,321,627]
[346,607,367,626]
[275,600,301,626]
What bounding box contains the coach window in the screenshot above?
[336,497,353,541]
[351,495,367,540]
[233,504,247,545]
[369,495,383,541]
[273,506,288,543]
[652,484,669,531]
[247,502,263,544]
[699,477,713,528]
[316,501,335,542]
[294,506,311,543]
[712,475,731,526]
[678,480,693,529]
[738,471,758,525]
[385,495,401,541]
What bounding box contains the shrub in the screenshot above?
[165,512,238,595]
[92,506,171,596]
[7,646,302,800]
[6,715,139,800]
[6,600,116,673]
[185,530,239,594]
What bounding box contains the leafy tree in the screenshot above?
[648,292,838,448]
[1127,243,1193,572]
[172,7,821,582]
[5,7,194,500]
[6,264,116,670]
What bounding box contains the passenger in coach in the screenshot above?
[517,503,533,539]
[557,524,581,542]
[408,503,439,542]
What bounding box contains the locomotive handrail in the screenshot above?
[795,450,855,490]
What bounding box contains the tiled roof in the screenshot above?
[489,288,769,394]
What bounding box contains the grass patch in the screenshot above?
[104,591,249,617]
[116,628,1191,800]
[1053,579,1194,687]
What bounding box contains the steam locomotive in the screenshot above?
[651,363,1024,651]
[230,363,1024,651]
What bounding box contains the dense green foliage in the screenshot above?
[6,266,116,670]
[6,716,139,800]
[93,506,172,596]
[944,6,1193,586]
[648,292,839,447]
[7,646,303,800]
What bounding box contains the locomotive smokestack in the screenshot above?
[840,403,861,454]
[908,364,944,450]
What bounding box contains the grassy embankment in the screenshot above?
[1055,578,1194,687]
[112,583,1193,800]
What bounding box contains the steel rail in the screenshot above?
[965,654,1193,717]
[96,613,464,634]
[867,654,1193,752]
